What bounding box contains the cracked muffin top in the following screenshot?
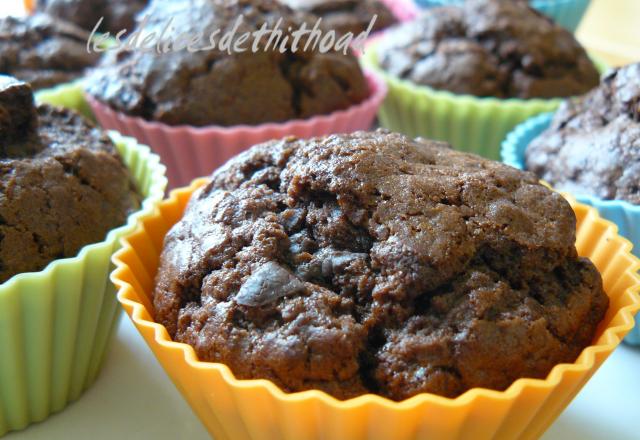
[0,75,140,283]
[153,129,608,400]
[0,13,100,90]
[526,63,640,205]
[86,0,369,127]
[35,0,148,34]
[282,0,397,36]
[377,0,600,99]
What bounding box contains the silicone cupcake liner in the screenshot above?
[502,112,640,345]
[35,80,94,121]
[360,47,607,161]
[355,0,419,56]
[575,0,640,66]
[88,71,387,189]
[112,179,640,440]
[354,0,419,54]
[0,133,167,437]
[414,0,591,32]
[380,0,420,22]
[23,0,35,13]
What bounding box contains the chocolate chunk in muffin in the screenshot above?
[282,0,397,36]
[35,0,148,34]
[0,75,140,283]
[378,0,600,99]
[526,63,640,205]
[153,129,608,400]
[0,14,100,90]
[85,0,369,127]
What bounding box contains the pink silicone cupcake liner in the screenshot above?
[356,1,419,56]
[382,0,420,22]
[88,71,387,189]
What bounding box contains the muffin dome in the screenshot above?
[282,0,397,36]
[86,0,369,127]
[35,0,148,34]
[0,14,99,90]
[153,129,607,400]
[378,0,599,99]
[526,63,640,204]
[0,75,140,283]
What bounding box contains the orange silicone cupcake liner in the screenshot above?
[23,0,35,14]
[112,179,640,440]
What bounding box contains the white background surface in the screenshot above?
[3,2,639,439]
[5,315,640,440]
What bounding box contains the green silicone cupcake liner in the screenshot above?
[35,79,94,121]
[0,132,167,437]
[360,46,607,161]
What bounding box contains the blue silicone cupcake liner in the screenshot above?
[415,0,592,32]
[501,112,640,345]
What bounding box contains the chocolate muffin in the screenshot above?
[153,129,608,400]
[526,63,640,205]
[35,0,148,34]
[85,0,369,127]
[0,14,100,90]
[282,0,398,36]
[0,75,140,283]
[378,0,600,99]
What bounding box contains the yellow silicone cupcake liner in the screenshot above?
[113,179,640,440]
